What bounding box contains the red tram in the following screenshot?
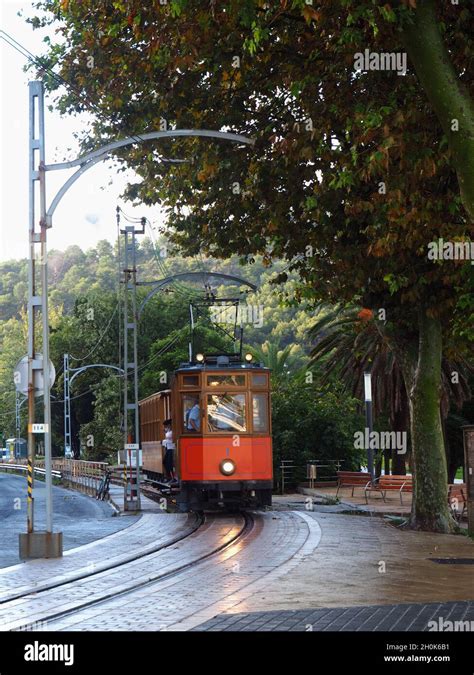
[139,354,273,511]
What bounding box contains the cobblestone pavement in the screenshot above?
[0,513,247,630]
[2,498,472,633]
[37,512,319,631]
[192,600,474,631]
[0,512,194,603]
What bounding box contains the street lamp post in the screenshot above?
[21,80,254,556]
[63,356,124,458]
[364,371,375,482]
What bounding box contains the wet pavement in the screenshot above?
[0,484,472,632]
[217,507,474,615]
[0,512,194,604]
[0,511,319,631]
[0,474,139,568]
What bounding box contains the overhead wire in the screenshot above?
[68,304,119,362]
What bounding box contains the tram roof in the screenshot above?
[175,362,270,373]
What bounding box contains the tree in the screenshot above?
[251,341,303,386]
[271,379,365,482]
[28,0,473,531]
[309,305,472,477]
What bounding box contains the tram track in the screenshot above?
[0,511,203,605]
[2,511,254,631]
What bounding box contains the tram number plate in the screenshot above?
[30,423,48,433]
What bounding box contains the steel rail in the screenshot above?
[0,511,203,605]
[6,512,254,630]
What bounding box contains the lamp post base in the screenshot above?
[19,531,63,559]
[124,498,141,512]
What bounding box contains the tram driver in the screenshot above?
[186,397,201,432]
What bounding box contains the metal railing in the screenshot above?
[61,460,109,497]
[279,460,297,494]
[306,459,345,484]
[0,463,61,479]
[0,458,108,498]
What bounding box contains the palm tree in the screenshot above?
[308,305,472,478]
[252,341,302,384]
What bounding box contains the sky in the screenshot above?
[0,0,165,262]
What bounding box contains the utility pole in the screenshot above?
[119,209,144,511]
[19,81,62,559]
[63,353,72,457]
[15,392,21,458]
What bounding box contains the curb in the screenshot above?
[298,486,364,511]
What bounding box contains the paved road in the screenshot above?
[0,474,138,568]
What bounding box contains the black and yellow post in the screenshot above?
[27,457,34,533]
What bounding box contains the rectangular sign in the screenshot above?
[124,443,139,450]
[118,449,142,467]
[29,423,48,433]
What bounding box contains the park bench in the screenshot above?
[365,474,413,504]
[448,483,467,521]
[336,471,371,497]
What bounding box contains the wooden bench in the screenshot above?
[336,471,371,497]
[448,483,467,521]
[365,474,413,504]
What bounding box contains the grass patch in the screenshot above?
[384,515,409,529]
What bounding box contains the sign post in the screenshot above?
[462,425,474,536]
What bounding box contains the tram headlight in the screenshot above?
[220,459,236,476]
[244,352,253,362]
[196,353,205,363]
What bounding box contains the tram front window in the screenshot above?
[207,394,246,433]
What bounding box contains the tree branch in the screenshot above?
[401,0,474,220]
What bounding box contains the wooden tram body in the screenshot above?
[139,359,273,511]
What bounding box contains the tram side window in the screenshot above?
[252,393,269,432]
[207,394,246,433]
[251,373,268,387]
[182,375,199,387]
[183,394,201,432]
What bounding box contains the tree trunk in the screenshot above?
[402,0,474,221]
[406,311,455,532]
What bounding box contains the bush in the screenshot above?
[271,379,365,482]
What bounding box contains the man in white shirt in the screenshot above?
[162,420,176,482]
